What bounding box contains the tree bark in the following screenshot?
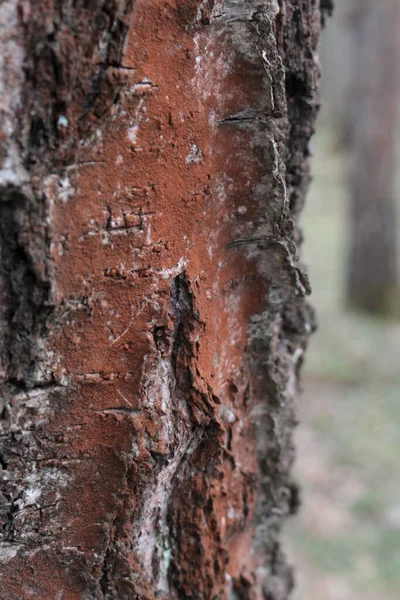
[0,1,325,598]
[347,0,400,316]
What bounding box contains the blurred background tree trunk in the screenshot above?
[346,0,400,316]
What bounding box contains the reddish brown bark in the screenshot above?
[0,1,325,598]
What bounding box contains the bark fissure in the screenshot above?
[0,188,52,386]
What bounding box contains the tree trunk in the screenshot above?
[0,1,325,598]
[319,0,355,130]
[346,0,400,316]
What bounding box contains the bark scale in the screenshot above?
[0,1,325,598]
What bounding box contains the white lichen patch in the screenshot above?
[24,486,41,506]
[192,32,230,109]
[286,346,304,400]
[127,125,139,145]
[159,257,186,280]
[186,144,204,165]
[0,544,21,563]
[219,404,236,424]
[58,175,75,203]
[0,1,30,190]
[134,425,203,594]
[22,467,73,510]
[57,115,68,128]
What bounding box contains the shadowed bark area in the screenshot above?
[0,1,324,598]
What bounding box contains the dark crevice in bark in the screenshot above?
[0,187,52,387]
[4,380,63,394]
[164,273,224,599]
[0,452,8,471]
[232,575,252,600]
[170,272,196,390]
[276,0,322,228]
[1,490,23,543]
[100,547,112,598]
[217,115,259,125]
[94,271,215,599]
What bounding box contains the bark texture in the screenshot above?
[0,1,324,598]
[347,0,400,315]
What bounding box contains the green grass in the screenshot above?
[285,126,400,600]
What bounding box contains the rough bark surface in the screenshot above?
[0,1,323,598]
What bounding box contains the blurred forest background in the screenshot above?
[285,1,400,598]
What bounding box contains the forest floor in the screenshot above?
[284,127,400,600]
